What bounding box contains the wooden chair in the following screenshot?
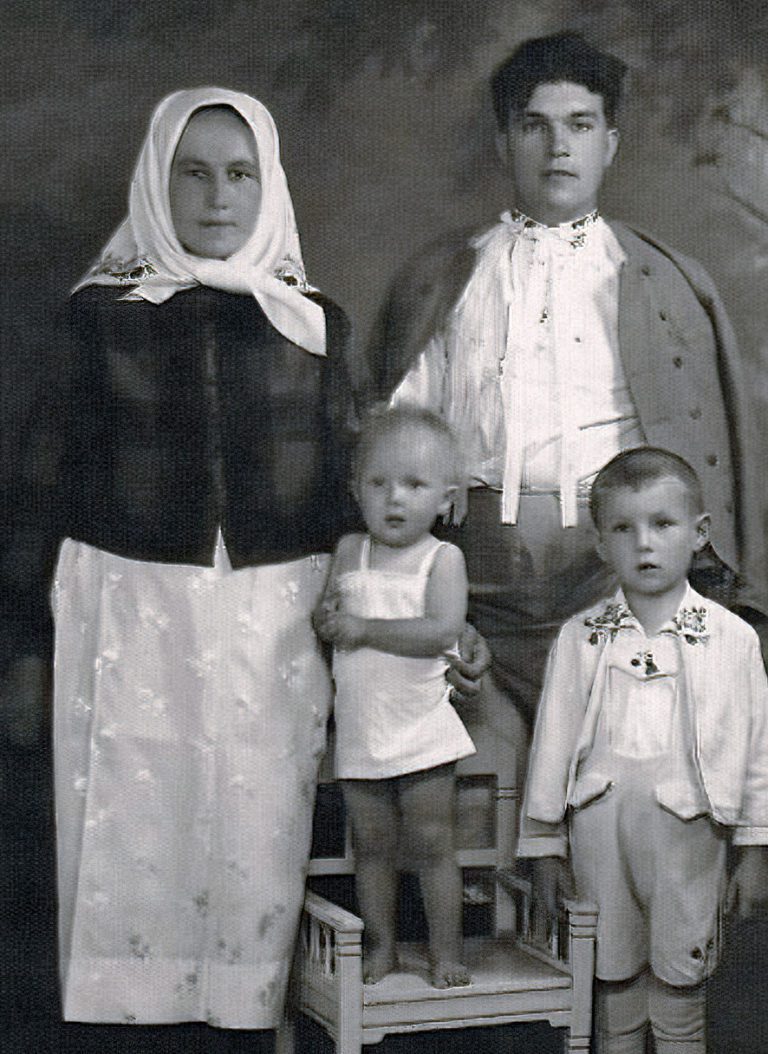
[281,682,598,1053]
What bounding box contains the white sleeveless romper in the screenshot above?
[332,535,476,779]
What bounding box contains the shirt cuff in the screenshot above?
[732,826,768,846]
[517,817,568,858]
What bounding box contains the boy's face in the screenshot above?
[354,429,455,548]
[497,80,618,226]
[169,108,262,260]
[596,478,709,600]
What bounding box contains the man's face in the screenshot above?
[498,81,618,225]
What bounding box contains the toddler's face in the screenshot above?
[355,429,454,548]
[596,477,709,599]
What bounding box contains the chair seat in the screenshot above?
[292,721,597,1052]
[354,937,577,1037]
[364,938,570,1006]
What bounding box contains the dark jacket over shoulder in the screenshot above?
[366,220,768,620]
[1,285,357,668]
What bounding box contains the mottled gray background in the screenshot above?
[2,2,768,1051]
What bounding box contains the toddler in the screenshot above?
[518,447,768,1053]
[315,406,475,988]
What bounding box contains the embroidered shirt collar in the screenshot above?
[509,209,600,247]
[585,585,709,645]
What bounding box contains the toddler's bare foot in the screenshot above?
[363,947,397,985]
[430,960,471,988]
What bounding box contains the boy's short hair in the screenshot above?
[353,405,462,485]
[589,447,705,527]
[491,32,627,131]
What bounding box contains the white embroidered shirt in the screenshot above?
[392,212,644,525]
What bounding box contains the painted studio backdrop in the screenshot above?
[3,0,768,470]
[2,1,768,1052]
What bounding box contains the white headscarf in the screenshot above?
[73,87,326,356]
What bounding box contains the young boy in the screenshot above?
[518,447,768,1054]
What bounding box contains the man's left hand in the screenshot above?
[447,623,491,703]
[727,846,768,918]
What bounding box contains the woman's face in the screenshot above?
[169,107,262,259]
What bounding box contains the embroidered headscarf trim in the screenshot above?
[73,87,326,357]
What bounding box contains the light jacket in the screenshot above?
[518,587,768,857]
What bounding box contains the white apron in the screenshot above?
[52,535,330,1028]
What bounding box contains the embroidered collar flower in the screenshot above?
[103,257,158,285]
[585,599,710,647]
[585,602,634,645]
[274,256,314,293]
[670,606,709,645]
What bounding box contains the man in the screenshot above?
[367,31,767,728]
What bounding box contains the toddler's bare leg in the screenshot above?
[399,763,469,988]
[342,779,399,983]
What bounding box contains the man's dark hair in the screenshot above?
[589,447,705,528]
[491,32,627,131]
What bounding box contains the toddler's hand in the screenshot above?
[313,592,340,642]
[329,613,368,650]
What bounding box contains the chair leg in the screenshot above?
[275,1016,295,1054]
[565,1031,590,1052]
[335,1020,363,1054]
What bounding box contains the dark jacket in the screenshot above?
[1,285,357,667]
[366,220,768,620]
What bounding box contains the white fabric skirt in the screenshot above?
[52,536,331,1028]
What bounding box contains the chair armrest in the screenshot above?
[496,868,531,897]
[496,868,597,964]
[303,890,364,935]
[299,891,364,988]
[497,868,597,917]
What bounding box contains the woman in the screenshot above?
[6,88,354,1040]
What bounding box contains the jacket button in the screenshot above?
[706,453,718,466]
[673,356,683,368]
[689,407,702,419]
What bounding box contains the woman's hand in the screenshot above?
[447,623,492,702]
[0,655,49,747]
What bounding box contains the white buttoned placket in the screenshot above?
[500,212,616,527]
